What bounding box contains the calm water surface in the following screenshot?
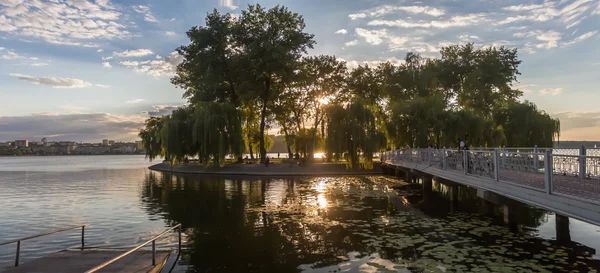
[1,156,600,272]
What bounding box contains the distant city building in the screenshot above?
[0,142,10,147]
[108,140,115,145]
[15,140,29,148]
[41,138,48,147]
[102,139,109,146]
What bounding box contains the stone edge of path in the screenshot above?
[148,163,382,176]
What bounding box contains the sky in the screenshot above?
[0,0,599,142]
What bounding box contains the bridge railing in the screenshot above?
[380,147,600,203]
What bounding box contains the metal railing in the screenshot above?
[0,224,85,267]
[84,224,182,273]
[381,147,600,202]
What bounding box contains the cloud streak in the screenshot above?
[9,73,94,89]
[0,113,147,142]
[113,49,154,57]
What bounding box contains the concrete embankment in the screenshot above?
[149,161,382,176]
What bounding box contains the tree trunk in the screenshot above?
[310,108,319,160]
[249,142,254,160]
[287,144,292,159]
[259,79,270,164]
[321,118,325,140]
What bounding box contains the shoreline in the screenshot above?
[148,162,383,176]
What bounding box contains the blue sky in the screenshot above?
[0,0,599,142]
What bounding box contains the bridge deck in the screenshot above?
[1,250,170,273]
[382,150,600,226]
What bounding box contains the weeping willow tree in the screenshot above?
[192,102,244,166]
[388,94,447,148]
[138,117,165,161]
[159,107,196,165]
[326,101,386,170]
[493,101,560,147]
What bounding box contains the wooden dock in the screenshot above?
[1,249,170,273]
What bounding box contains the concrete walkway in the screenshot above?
[149,162,382,176]
[1,250,169,273]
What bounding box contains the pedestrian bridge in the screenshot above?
[380,147,600,226]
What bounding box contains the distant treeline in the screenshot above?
[554,141,600,149]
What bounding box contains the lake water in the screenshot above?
[1,156,600,272]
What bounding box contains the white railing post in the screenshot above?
[533,145,539,172]
[442,149,447,170]
[463,150,468,175]
[428,147,431,166]
[544,149,553,194]
[494,149,499,181]
[502,147,506,168]
[580,145,586,179]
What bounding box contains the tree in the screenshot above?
[139,117,164,161]
[297,55,347,159]
[234,4,315,163]
[192,102,244,166]
[439,44,522,115]
[172,10,243,106]
[493,101,560,147]
[388,94,447,148]
[326,101,386,170]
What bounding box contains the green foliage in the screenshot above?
[192,102,244,166]
[138,117,164,161]
[235,4,316,162]
[388,94,447,148]
[326,101,385,170]
[493,101,560,147]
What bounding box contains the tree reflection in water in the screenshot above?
[141,172,600,273]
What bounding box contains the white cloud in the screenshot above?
[144,14,158,23]
[513,83,538,94]
[218,0,238,10]
[120,51,183,78]
[144,105,180,117]
[368,14,487,28]
[132,5,150,14]
[561,30,597,46]
[540,88,564,95]
[132,5,158,23]
[1,50,24,59]
[102,62,112,68]
[335,29,348,35]
[165,31,176,36]
[355,28,387,45]
[0,0,129,47]
[120,61,139,67]
[503,4,545,11]
[9,73,93,88]
[113,49,153,57]
[458,34,482,42]
[97,49,104,53]
[350,5,445,20]
[344,40,358,47]
[169,18,176,22]
[95,84,110,88]
[349,13,367,20]
[340,57,405,69]
[102,56,113,61]
[31,62,49,67]
[126,99,145,104]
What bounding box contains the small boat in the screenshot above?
[0,224,182,273]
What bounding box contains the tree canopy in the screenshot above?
[140,4,560,170]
